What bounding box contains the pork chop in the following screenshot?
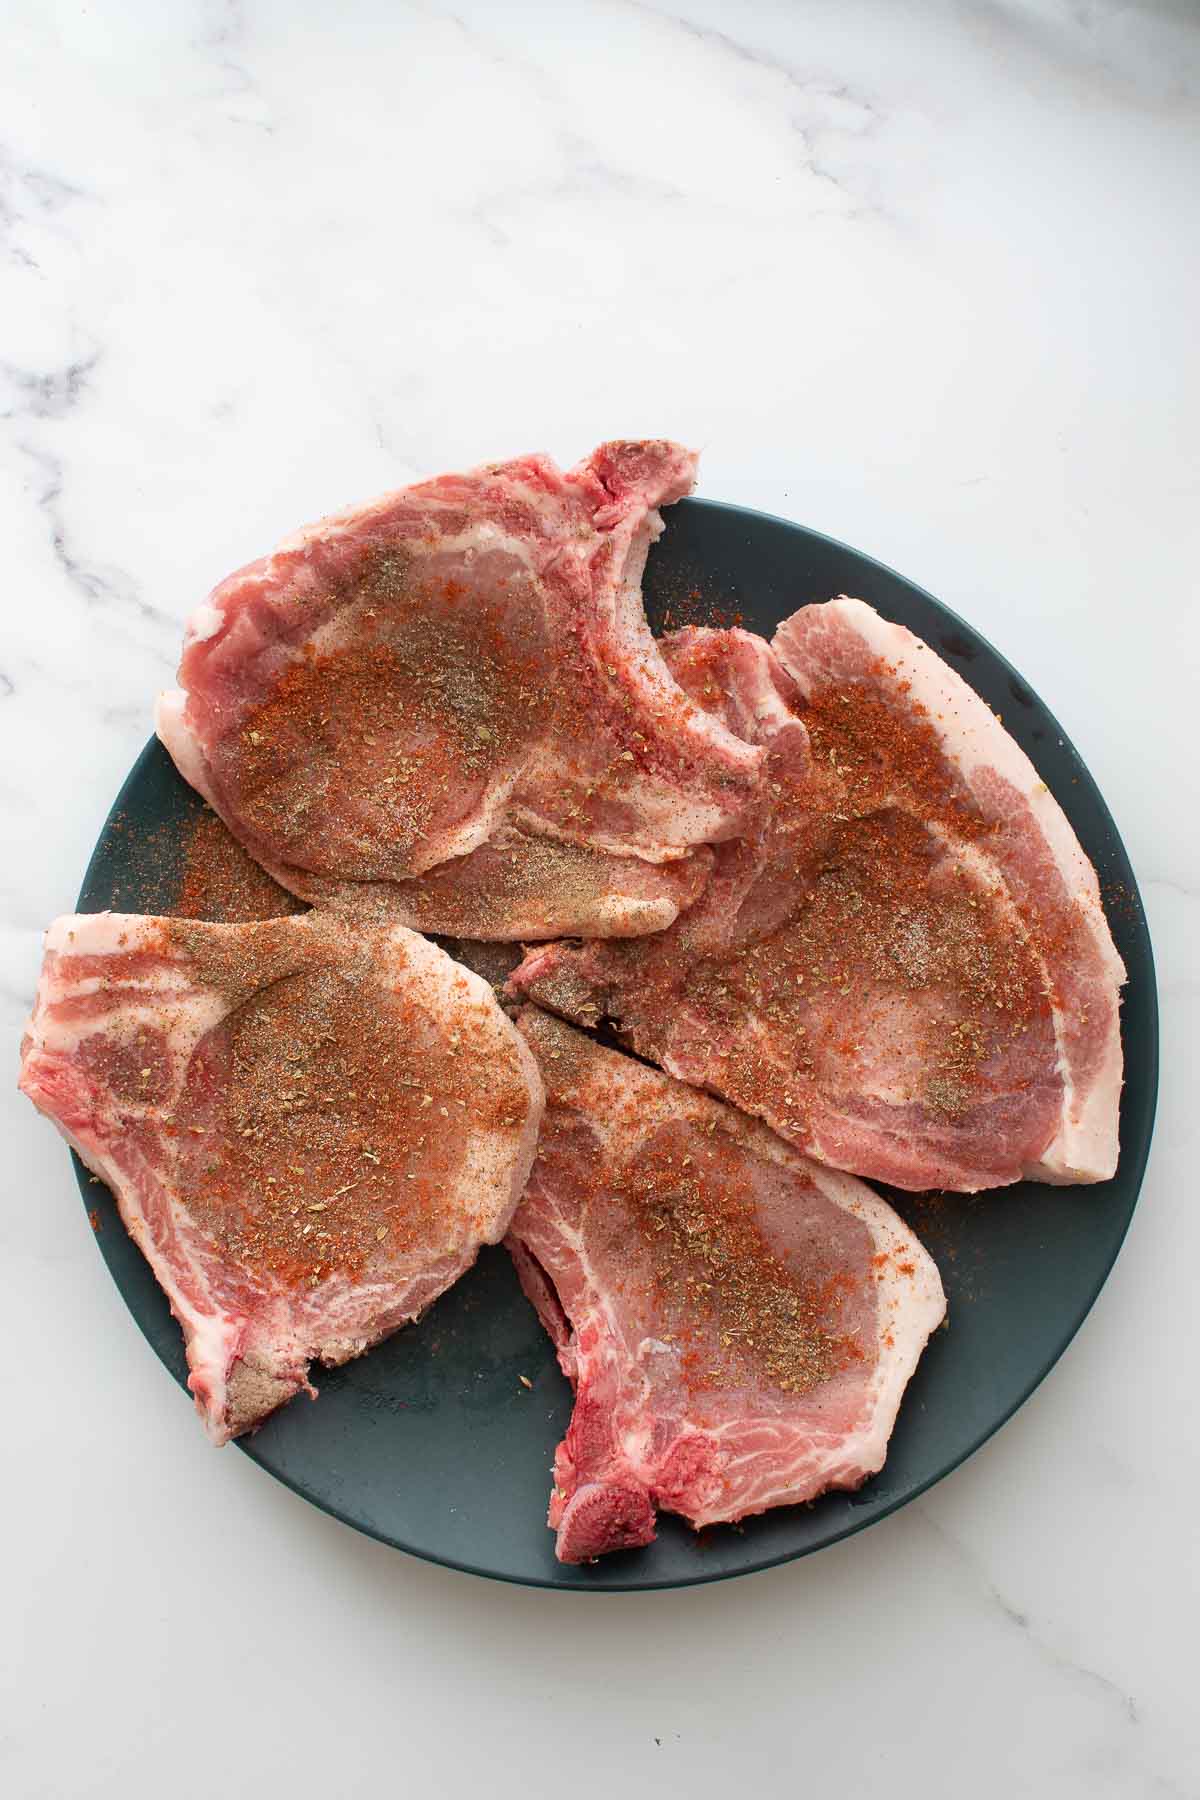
[508,1008,946,1562]
[510,609,1125,1191]
[19,910,543,1442]
[772,598,1125,1182]
[156,440,758,935]
[169,820,712,943]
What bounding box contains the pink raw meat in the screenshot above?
[772,598,1125,1183]
[20,910,542,1442]
[508,1008,945,1562]
[511,607,1125,1191]
[152,812,712,944]
[156,441,759,936]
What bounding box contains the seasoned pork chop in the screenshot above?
[508,1009,945,1562]
[511,609,1124,1191]
[773,598,1125,1182]
[156,441,758,936]
[19,911,543,1442]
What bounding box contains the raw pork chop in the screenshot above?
[508,1008,945,1562]
[511,608,1125,1191]
[156,440,759,936]
[167,820,711,943]
[772,598,1125,1182]
[19,910,543,1442]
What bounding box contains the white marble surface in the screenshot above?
[2,2,1198,1794]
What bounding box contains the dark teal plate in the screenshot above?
[73,499,1157,1589]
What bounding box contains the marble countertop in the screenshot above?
[3,3,1197,1795]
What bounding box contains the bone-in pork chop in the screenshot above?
[511,608,1125,1191]
[156,440,759,935]
[772,598,1125,1182]
[19,911,543,1442]
[507,1008,946,1562]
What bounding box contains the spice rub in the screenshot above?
[19,910,543,1442]
[173,941,516,1289]
[347,824,712,941]
[173,810,307,923]
[511,617,1088,1193]
[218,594,553,882]
[156,442,761,938]
[507,1008,945,1561]
[620,1120,866,1398]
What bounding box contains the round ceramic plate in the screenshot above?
[72,499,1158,1590]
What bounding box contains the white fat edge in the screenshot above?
[32,992,226,1060]
[44,910,163,957]
[590,893,675,936]
[34,914,228,1059]
[184,601,224,646]
[155,689,216,799]
[1026,1029,1123,1183]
